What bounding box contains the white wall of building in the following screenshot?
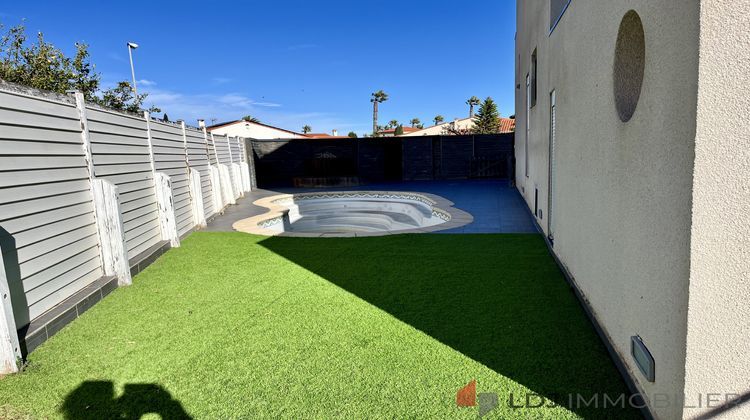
[517,1,750,418]
[518,1,694,418]
[402,118,474,136]
[209,121,300,139]
[683,2,750,419]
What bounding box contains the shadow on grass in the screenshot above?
[260,233,641,418]
[61,381,191,419]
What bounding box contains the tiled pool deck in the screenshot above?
[205,179,539,234]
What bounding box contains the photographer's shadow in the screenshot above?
[61,380,191,419]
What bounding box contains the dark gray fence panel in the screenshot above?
[440,136,474,179]
[251,134,514,187]
[402,137,433,181]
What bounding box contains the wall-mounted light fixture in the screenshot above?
[631,335,655,382]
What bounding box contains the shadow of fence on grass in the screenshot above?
[259,233,641,419]
[61,381,191,420]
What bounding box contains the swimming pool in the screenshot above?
[232,191,473,237]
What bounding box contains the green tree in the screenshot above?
[472,97,501,134]
[302,125,312,134]
[370,90,388,135]
[394,125,404,136]
[433,115,444,126]
[162,113,169,122]
[98,81,160,114]
[242,115,260,123]
[347,131,358,138]
[410,118,421,127]
[0,22,100,100]
[0,22,162,112]
[387,119,399,130]
[466,96,481,117]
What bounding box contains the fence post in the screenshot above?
[232,161,243,198]
[209,165,224,213]
[154,173,180,247]
[238,138,251,192]
[181,122,206,228]
[246,139,257,190]
[71,92,131,286]
[233,137,245,195]
[219,164,236,206]
[92,180,132,286]
[145,112,180,247]
[0,252,21,374]
[189,169,206,228]
[209,132,220,165]
[226,136,241,199]
[199,122,220,214]
[211,133,235,206]
[205,131,224,213]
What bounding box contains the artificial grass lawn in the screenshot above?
[0,232,639,419]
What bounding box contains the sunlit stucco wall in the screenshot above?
[515,1,700,418]
[682,1,750,419]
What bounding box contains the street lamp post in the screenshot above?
[127,42,139,95]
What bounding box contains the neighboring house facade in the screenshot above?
[516,1,749,419]
[402,117,515,136]
[207,120,302,139]
[402,118,473,136]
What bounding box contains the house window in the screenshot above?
[525,73,530,178]
[548,90,557,239]
[531,49,538,108]
[550,0,572,33]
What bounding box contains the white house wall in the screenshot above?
[516,1,701,418]
[682,2,750,419]
[209,122,299,139]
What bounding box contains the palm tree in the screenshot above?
[302,125,312,134]
[410,118,421,127]
[434,115,444,126]
[370,90,389,135]
[242,115,260,123]
[387,119,399,130]
[466,96,481,117]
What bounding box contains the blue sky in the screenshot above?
[1,1,516,135]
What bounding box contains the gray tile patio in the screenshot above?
[204,180,539,234]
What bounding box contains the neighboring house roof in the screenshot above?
[403,116,516,136]
[499,117,516,133]
[303,133,351,139]
[206,120,303,136]
[377,126,422,135]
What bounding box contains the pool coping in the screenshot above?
[232,191,473,237]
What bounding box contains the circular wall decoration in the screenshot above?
[613,10,646,122]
